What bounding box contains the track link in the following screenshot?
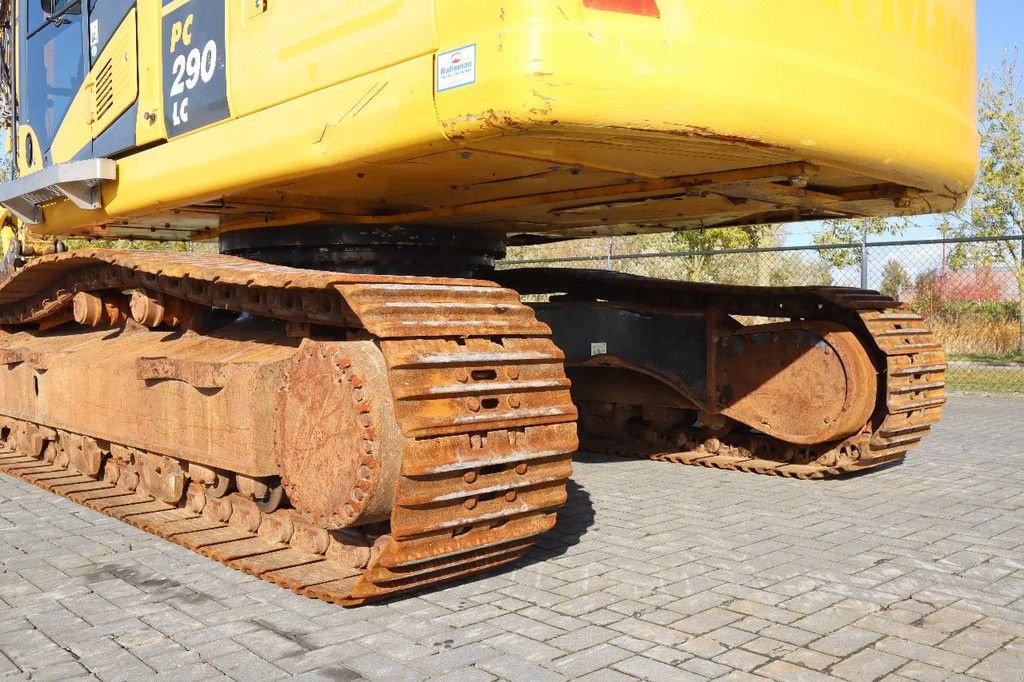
[499,269,946,480]
[0,251,577,605]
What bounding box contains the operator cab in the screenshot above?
[17,0,136,173]
[0,0,134,227]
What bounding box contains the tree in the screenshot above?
[667,224,786,284]
[941,50,1024,354]
[506,224,790,285]
[879,259,910,300]
[812,216,907,269]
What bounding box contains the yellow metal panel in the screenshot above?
[434,0,977,197]
[35,54,447,235]
[92,9,139,138]
[225,1,435,119]
[135,1,168,148]
[51,9,139,163]
[26,0,977,242]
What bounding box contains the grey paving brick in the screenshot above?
[610,617,690,646]
[576,668,639,682]
[967,639,1024,682]
[938,627,1010,660]
[483,632,563,663]
[782,646,840,671]
[810,625,884,657]
[726,598,802,624]
[408,643,499,677]
[678,655,733,678]
[613,655,705,682]
[894,659,956,682]
[547,624,617,652]
[920,606,983,634]
[755,660,839,682]
[792,600,881,636]
[760,623,819,647]
[276,641,371,676]
[670,606,742,635]
[873,636,975,673]
[0,651,19,676]
[831,648,907,681]
[855,614,947,646]
[714,647,769,672]
[0,395,1022,681]
[208,648,288,681]
[478,653,567,682]
[550,642,632,677]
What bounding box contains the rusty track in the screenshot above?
[0,251,577,605]
[498,269,946,480]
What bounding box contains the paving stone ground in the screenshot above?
[1,394,1023,681]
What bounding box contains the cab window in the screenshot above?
[20,0,86,161]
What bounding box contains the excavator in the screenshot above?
[0,1,977,605]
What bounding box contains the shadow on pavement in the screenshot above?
[417,476,597,598]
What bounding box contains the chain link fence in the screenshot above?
[502,235,1024,394]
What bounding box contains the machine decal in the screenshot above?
[89,20,100,59]
[162,0,229,137]
[436,44,476,92]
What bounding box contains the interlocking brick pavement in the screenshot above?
[1,395,1023,681]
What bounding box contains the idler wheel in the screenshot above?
[276,341,403,530]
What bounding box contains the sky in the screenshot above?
[784,0,1021,250]
[977,0,1023,77]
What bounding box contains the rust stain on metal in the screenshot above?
[674,124,779,150]
[0,250,577,606]
[497,267,945,480]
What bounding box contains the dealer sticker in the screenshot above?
[437,44,477,92]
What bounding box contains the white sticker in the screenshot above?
[437,44,476,92]
[90,20,100,58]
[591,342,608,356]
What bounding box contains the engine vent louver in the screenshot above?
[94,59,115,121]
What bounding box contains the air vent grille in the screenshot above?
[94,59,115,121]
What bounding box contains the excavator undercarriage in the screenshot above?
[0,245,945,603]
[0,0,971,604]
[0,250,578,605]
[500,269,946,479]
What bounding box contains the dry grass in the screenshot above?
[931,320,1021,357]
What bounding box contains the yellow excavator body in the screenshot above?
[0,1,977,605]
[6,0,976,242]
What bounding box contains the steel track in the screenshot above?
[498,269,946,480]
[0,250,578,605]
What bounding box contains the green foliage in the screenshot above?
[665,224,787,283]
[879,259,910,299]
[813,216,906,268]
[921,299,1020,324]
[940,49,1024,353]
[506,225,832,287]
[63,238,189,253]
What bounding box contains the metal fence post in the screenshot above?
[498,234,1024,393]
[860,224,869,290]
